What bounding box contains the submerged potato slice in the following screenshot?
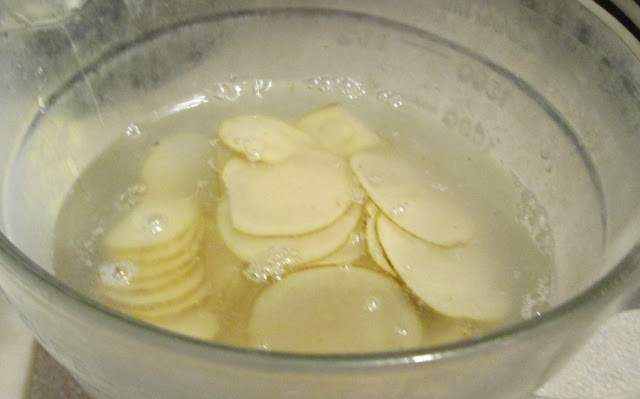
[296,104,380,157]
[218,199,362,264]
[223,150,353,236]
[105,197,199,251]
[218,114,313,163]
[364,202,396,276]
[249,266,423,353]
[149,307,220,340]
[142,132,212,196]
[102,263,206,307]
[376,214,510,321]
[351,149,473,246]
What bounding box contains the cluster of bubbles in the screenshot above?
[517,190,554,255]
[305,76,367,100]
[244,247,302,282]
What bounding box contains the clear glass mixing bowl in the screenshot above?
[1,1,640,398]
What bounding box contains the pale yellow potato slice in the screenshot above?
[142,132,213,196]
[218,114,313,163]
[218,198,362,264]
[376,214,511,321]
[312,230,365,266]
[296,104,380,157]
[248,266,423,353]
[121,282,210,319]
[350,149,474,246]
[103,258,201,291]
[102,263,206,307]
[223,150,354,236]
[148,307,220,340]
[105,196,200,251]
[364,202,396,275]
[110,222,203,264]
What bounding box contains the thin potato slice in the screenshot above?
[364,202,396,275]
[376,214,510,321]
[110,222,203,265]
[350,149,473,246]
[223,150,353,236]
[105,196,200,251]
[147,307,220,340]
[102,258,201,291]
[312,230,365,266]
[296,104,380,157]
[218,114,313,163]
[249,266,423,353]
[142,132,213,196]
[218,199,362,264]
[102,263,206,307]
[121,282,210,319]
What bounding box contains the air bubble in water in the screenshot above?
[376,90,404,108]
[125,123,142,138]
[305,76,366,99]
[517,191,554,254]
[253,79,273,98]
[520,276,551,319]
[365,297,380,312]
[211,82,242,101]
[431,183,449,192]
[99,261,138,287]
[244,247,301,282]
[395,326,408,336]
[141,213,168,234]
[391,202,407,216]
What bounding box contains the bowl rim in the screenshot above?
[1,0,640,369]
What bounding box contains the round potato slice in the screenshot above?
[364,202,396,276]
[376,214,511,321]
[295,104,380,157]
[350,149,473,246]
[218,114,313,163]
[218,198,362,264]
[148,307,220,340]
[105,196,200,251]
[249,266,423,353]
[223,150,354,236]
[142,132,213,196]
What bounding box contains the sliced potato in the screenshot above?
[142,132,213,196]
[364,201,396,275]
[376,214,510,321]
[110,222,203,264]
[350,149,474,246]
[105,196,199,251]
[223,150,353,236]
[102,263,206,307]
[248,266,423,353]
[312,230,365,266]
[296,104,380,157]
[121,281,210,319]
[218,198,362,265]
[102,258,201,291]
[147,307,220,340]
[218,114,313,163]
